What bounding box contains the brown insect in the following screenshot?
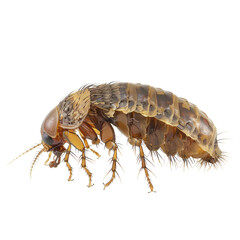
[12,83,223,192]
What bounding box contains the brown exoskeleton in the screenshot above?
[13,88,117,189]
[12,83,223,192]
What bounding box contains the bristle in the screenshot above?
[197,151,227,170]
[149,150,163,165]
[168,155,179,169]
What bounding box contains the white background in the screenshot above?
[0,1,239,240]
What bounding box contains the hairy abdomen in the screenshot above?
[89,83,221,162]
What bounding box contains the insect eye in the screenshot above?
[42,132,54,146]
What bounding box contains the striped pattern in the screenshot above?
[89,82,218,157]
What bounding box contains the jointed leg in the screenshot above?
[64,145,73,181]
[63,131,93,187]
[129,138,154,192]
[99,121,119,189]
[79,123,101,158]
[79,132,101,158]
[138,144,154,192]
[81,150,94,187]
[103,142,118,189]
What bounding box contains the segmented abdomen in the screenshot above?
[89,83,219,158]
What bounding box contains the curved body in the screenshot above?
[88,83,221,160]
[17,82,222,192]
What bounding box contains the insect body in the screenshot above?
[14,83,223,192]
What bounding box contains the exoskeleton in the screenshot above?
[13,83,223,192]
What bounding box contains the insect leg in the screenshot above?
[81,151,94,187]
[63,131,93,187]
[64,145,73,181]
[79,131,101,158]
[103,143,118,190]
[138,141,154,192]
[83,137,101,158]
[99,121,119,189]
[79,122,101,158]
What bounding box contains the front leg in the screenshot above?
[63,131,93,187]
[78,122,101,158]
[64,145,73,181]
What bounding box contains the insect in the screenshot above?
[12,83,223,192]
